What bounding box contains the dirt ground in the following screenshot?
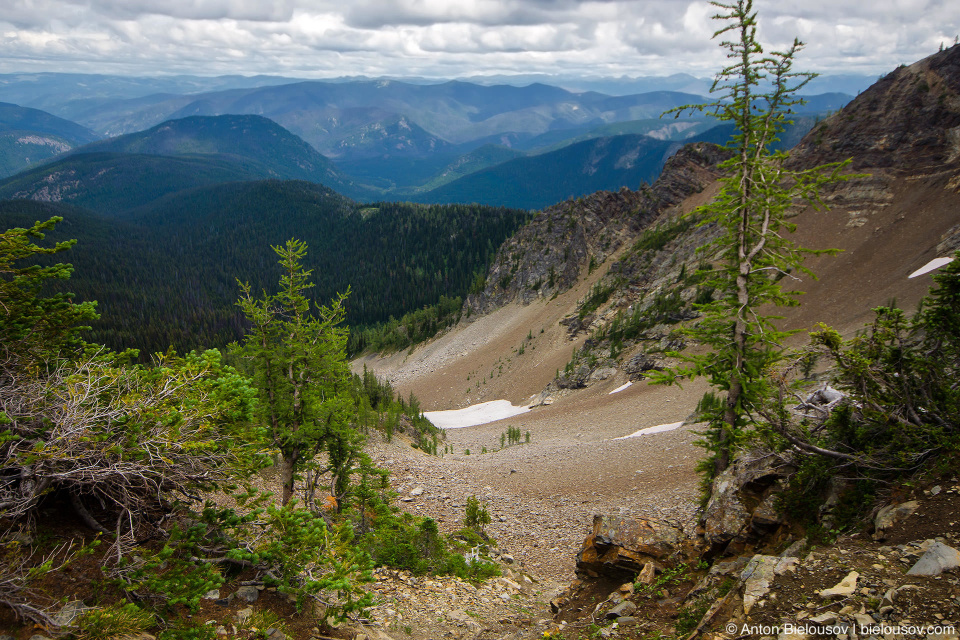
[368,375,712,585]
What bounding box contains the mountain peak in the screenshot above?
[791,43,960,172]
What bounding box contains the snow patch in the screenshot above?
[909,257,954,278]
[614,421,684,440]
[424,400,531,429]
[608,381,633,395]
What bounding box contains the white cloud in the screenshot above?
[0,0,956,80]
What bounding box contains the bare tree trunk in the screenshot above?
[279,453,297,506]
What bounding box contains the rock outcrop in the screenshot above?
[700,450,795,554]
[790,44,960,173]
[576,515,685,578]
[464,142,729,317]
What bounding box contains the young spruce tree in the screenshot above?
[237,239,359,506]
[655,1,850,477]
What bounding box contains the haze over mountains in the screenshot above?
[0,72,852,207]
[0,65,871,360]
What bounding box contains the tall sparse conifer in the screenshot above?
[236,239,358,506]
[655,0,850,477]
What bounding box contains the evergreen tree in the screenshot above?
[0,216,98,372]
[655,0,849,476]
[236,239,359,506]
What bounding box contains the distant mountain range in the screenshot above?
[0,73,851,208]
[68,114,363,197]
[0,72,853,159]
[0,111,825,211]
[0,102,102,177]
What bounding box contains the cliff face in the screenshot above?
[790,44,960,173]
[464,142,729,317]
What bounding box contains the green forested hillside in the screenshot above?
[0,152,263,215]
[0,102,101,145]
[0,186,531,356]
[0,102,102,178]
[413,133,683,209]
[71,114,367,197]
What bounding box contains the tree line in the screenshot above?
[0,182,532,358]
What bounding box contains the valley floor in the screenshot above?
[367,374,712,583]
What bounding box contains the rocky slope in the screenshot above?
[789,46,960,173]
[347,45,960,640]
[546,463,960,640]
[464,142,728,318]
[485,43,960,402]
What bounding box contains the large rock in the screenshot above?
[235,585,260,603]
[623,353,664,379]
[819,571,859,599]
[53,601,89,627]
[873,501,918,540]
[741,555,799,614]
[606,600,637,619]
[576,515,682,578]
[906,541,960,575]
[701,450,793,552]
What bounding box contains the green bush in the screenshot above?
[229,503,373,619]
[157,621,218,640]
[463,495,491,534]
[768,254,960,527]
[360,515,499,582]
[126,524,224,613]
[362,516,446,575]
[74,602,154,640]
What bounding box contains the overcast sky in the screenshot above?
[1,0,957,80]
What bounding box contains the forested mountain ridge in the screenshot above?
[0,114,381,211]
[0,101,102,178]
[0,152,265,215]
[410,131,730,210]
[0,186,531,356]
[68,114,363,195]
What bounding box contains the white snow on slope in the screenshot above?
[608,381,633,395]
[614,421,684,440]
[424,400,531,429]
[909,257,954,278]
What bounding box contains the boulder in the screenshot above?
[741,555,798,614]
[576,515,682,578]
[53,601,89,627]
[550,596,569,614]
[637,562,657,585]
[590,367,618,382]
[751,490,784,529]
[623,354,664,379]
[556,364,591,389]
[819,571,859,599]
[702,450,792,551]
[809,613,838,625]
[235,585,260,603]
[873,501,918,540]
[606,600,637,619]
[906,541,960,575]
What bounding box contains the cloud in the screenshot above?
[0,0,957,80]
[70,0,297,22]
